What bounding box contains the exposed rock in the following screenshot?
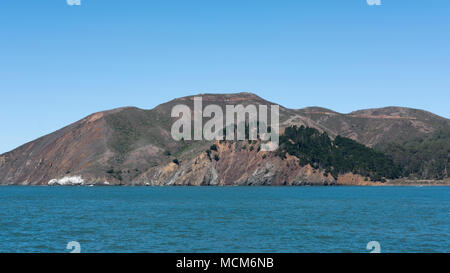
[48,176,85,186]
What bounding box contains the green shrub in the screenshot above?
[277,125,402,181]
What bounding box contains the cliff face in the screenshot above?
[133,141,335,186]
[0,92,449,185]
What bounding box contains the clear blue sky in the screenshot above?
[1,0,449,153]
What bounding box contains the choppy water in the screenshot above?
[0,186,448,253]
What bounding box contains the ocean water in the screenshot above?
[0,186,448,253]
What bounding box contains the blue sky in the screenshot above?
[0,0,449,153]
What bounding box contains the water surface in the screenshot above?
[0,186,448,252]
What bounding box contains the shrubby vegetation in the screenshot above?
[277,126,402,181]
[376,128,450,180]
[106,167,123,181]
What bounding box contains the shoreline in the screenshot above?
[1,182,450,187]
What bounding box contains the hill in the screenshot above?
[0,92,448,185]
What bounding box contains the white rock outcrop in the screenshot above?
[48,176,85,186]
